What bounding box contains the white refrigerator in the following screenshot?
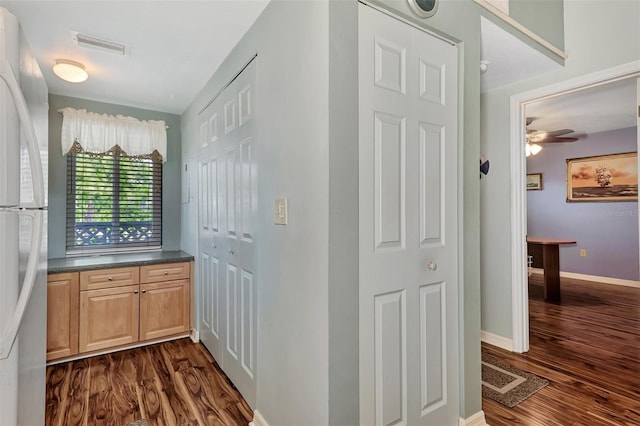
[0,7,49,425]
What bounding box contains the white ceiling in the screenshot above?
[3,0,270,114]
[480,16,561,93]
[4,1,637,132]
[525,77,638,137]
[480,16,637,136]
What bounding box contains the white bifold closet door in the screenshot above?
[198,59,257,407]
[358,4,460,425]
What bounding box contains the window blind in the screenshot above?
[66,152,162,253]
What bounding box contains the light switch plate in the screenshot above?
[274,198,288,225]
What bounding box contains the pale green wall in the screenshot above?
[181,0,579,423]
[328,1,360,424]
[48,94,182,258]
[509,0,564,50]
[182,2,331,424]
[480,0,640,338]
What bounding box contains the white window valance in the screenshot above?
[59,107,168,162]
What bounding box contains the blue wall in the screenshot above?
[527,126,638,281]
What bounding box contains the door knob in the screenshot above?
[229,249,235,255]
[426,261,438,271]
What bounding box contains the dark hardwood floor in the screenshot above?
[45,338,253,426]
[483,274,640,426]
[45,275,639,425]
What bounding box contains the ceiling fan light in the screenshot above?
[53,59,88,83]
[528,143,542,156]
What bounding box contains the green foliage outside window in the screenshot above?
[68,152,162,250]
[74,153,155,223]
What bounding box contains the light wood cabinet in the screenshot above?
[140,279,190,341]
[48,260,192,361]
[46,272,79,361]
[139,263,191,342]
[79,285,140,353]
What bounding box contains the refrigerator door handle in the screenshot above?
[0,209,43,359]
[0,58,45,207]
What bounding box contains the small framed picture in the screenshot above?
[527,173,543,190]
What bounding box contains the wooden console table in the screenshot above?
[527,237,576,301]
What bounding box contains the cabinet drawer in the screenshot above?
[140,262,190,283]
[80,266,140,291]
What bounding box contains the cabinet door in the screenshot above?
[47,272,79,361]
[79,285,139,353]
[140,280,190,341]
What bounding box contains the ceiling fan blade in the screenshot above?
[538,136,579,143]
[546,129,575,137]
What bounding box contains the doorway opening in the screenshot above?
[509,61,640,352]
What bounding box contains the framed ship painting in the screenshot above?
[566,152,638,202]
[527,173,543,190]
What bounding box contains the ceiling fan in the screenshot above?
[525,118,581,156]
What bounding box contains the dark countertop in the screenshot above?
[48,250,194,274]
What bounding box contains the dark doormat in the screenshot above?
[482,356,549,407]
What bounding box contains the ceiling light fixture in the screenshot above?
[52,59,88,83]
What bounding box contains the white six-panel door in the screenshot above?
[358,4,459,425]
[198,59,257,407]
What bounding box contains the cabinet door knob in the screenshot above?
[164,271,169,275]
[229,249,235,255]
[142,290,147,294]
[133,290,139,294]
[107,276,113,281]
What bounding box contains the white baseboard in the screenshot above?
[249,410,268,426]
[530,268,640,288]
[481,330,513,352]
[459,410,489,426]
[190,328,200,343]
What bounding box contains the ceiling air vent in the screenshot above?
[71,31,127,55]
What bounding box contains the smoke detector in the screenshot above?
[71,31,127,56]
[480,60,490,74]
